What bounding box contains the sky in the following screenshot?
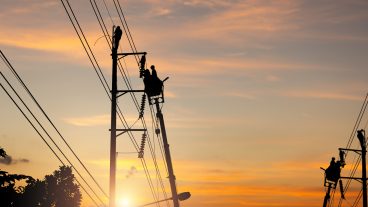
[1,0,368,207]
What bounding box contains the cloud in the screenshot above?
[281,90,363,101]
[0,155,30,165]
[223,92,256,100]
[173,1,299,43]
[63,113,146,127]
[265,75,281,82]
[126,166,138,179]
[63,114,111,126]
[151,7,172,16]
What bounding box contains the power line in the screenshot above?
[1,51,108,206]
[346,94,368,150]
[336,95,368,207]
[112,0,139,64]
[89,1,170,205]
[60,0,142,154]
[0,73,100,207]
[102,0,115,26]
[61,1,173,206]
[1,49,109,200]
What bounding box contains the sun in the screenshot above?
[118,197,130,207]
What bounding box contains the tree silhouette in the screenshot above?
[0,147,82,206]
[0,147,6,157]
[43,166,82,206]
[0,146,32,206]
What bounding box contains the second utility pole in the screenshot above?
[358,130,367,207]
[154,99,180,207]
[110,26,122,207]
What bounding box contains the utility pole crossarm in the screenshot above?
[116,90,145,98]
[340,176,364,182]
[338,148,362,154]
[116,52,147,57]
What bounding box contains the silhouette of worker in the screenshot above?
[143,65,163,97]
[150,65,163,95]
[326,157,336,181]
[113,26,122,50]
[143,69,153,95]
[333,160,342,181]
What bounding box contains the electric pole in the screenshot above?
[323,183,332,207]
[110,26,122,207]
[109,24,183,207]
[154,98,180,207]
[336,130,367,207]
[358,129,367,207]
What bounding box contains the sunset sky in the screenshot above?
[1,0,368,207]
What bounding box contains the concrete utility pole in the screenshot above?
[323,183,332,207]
[110,26,122,207]
[154,99,180,207]
[358,130,367,207]
[337,130,367,207]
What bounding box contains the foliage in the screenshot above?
[0,147,81,207]
[0,147,6,158]
[43,166,82,207]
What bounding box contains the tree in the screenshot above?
[0,147,33,207]
[43,166,82,207]
[19,166,82,207]
[0,147,6,157]
[0,147,82,207]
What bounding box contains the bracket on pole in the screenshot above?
[117,52,147,60]
[110,128,147,137]
[116,90,145,98]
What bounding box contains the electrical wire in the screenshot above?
[112,0,139,64]
[61,1,174,206]
[0,74,100,207]
[0,61,106,207]
[103,0,115,25]
[1,49,109,200]
[346,94,368,151]
[92,1,171,205]
[336,95,368,207]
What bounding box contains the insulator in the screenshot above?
[139,94,146,118]
[139,55,146,78]
[155,128,160,135]
[339,180,345,199]
[138,132,147,158]
[339,150,346,167]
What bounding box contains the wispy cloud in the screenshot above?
[281,90,363,101]
[176,1,299,43]
[223,91,256,100]
[0,155,30,165]
[63,114,111,126]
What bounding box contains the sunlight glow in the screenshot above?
[118,198,130,207]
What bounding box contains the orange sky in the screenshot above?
[1,1,368,207]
